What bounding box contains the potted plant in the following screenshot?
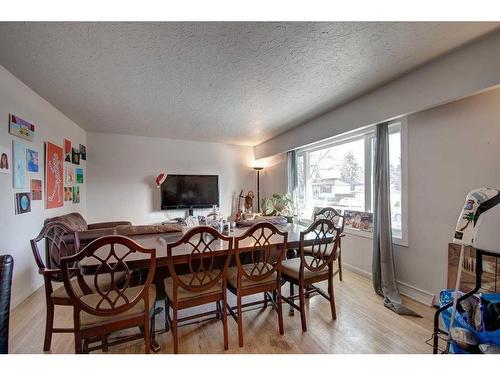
[261,193,295,223]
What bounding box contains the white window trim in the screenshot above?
[294,118,409,247]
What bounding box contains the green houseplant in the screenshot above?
[261,193,295,223]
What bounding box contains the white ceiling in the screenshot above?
[0,22,498,146]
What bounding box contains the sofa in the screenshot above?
[44,212,132,245]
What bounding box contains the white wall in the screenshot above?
[0,66,87,308]
[255,29,500,159]
[86,132,255,225]
[262,88,500,303]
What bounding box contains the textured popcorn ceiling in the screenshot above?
[0,22,498,146]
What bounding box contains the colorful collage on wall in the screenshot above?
[45,142,64,209]
[4,113,86,213]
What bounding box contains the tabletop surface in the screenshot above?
[79,223,331,267]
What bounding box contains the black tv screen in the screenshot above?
[160,174,219,209]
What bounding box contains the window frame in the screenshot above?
[294,118,408,247]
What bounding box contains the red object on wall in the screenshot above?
[156,173,167,188]
[45,142,64,209]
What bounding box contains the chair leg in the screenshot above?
[328,274,337,320]
[164,298,171,332]
[222,290,229,351]
[263,292,268,309]
[289,281,294,316]
[276,285,284,335]
[172,307,179,354]
[237,293,244,348]
[43,300,55,352]
[74,332,82,354]
[102,335,109,352]
[338,253,343,282]
[298,280,307,332]
[144,317,151,354]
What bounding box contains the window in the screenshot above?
[294,121,405,242]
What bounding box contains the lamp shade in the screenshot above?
[155,173,167,188]
[453,188,500,247]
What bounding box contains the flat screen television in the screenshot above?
[160,174,219,210]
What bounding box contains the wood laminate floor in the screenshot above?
[9,270,435,354]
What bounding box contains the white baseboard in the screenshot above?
[342,262,435,306]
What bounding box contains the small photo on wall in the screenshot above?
[72,147,80,165]
[13,140,26,189]
[31,179,42,200]
[64,187,72,202]
[64,139,72,162]
[9,114,35,141]
[76,168,84,184]
[0,145,10,174]
[65,164,75,184]
[15,192,31,214]
[72,186,80,204]
[26,149,39,172]
[79,144,86,161]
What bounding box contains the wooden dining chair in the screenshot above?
[60,235,156,353]
[281,219,340,332]
[312,207,345,281]
[30,222,83,351]
[164,226,233,353]
[227,222,287,347]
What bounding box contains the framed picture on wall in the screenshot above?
[45,142,64,209]
[13,140,26,189]
[0,145,10,174]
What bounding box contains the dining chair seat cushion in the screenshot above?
[164,272,223,302]
[79,284,156,328]
[281,256,329,280]
[302,244,336,258]
[51,271,127,300]
[227,265,277,289]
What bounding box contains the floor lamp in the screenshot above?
[253,166,263,213]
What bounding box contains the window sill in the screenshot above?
[298,219,408,247]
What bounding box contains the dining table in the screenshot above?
[78,222,333,352]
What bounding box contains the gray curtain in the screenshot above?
[287,150,298,197]
[372,122,420,316]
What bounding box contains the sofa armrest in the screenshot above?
[87,221,132,230]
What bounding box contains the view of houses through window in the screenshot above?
[295,123,403,238]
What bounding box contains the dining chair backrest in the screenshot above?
[234,222,287,285]
[313,207,345,233]
[30,222,80,282]
[299,219,340,273]
[60,235,156,316]
[166,226,233,293]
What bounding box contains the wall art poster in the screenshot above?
[64,187,72,202]
[75,168,83,184]
[72,147,80,165]
[65,164,75,184]
[45,142,63,209]
[9,114,35,141]
[79,144,86,160]
[64,139,72,162]
[13,140,25,189]
[344,210,373,232]
[31,179,42,200]
[0,145,10,174]
[26,148,39,172]
[72,186,80,204]
[15,192,31,214]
